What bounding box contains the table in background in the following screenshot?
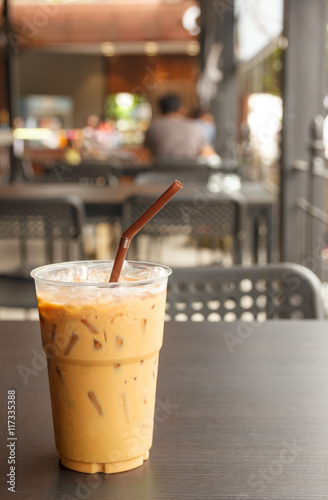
[238,182,276,262]
[0,182,276,262]
[1,320,328,499]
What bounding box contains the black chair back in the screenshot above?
[0,196,85,309]
[123,193,242,263]
[166,264,325,321]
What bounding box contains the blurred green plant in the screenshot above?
[106,93,148,120]
[262,47,283,96]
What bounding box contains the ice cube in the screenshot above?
[148,266,166,279]
[122,262,154,281]
[54,269,74,282]
[73,265,88,281]
[87,269,111,283]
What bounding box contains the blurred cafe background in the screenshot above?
[1,0,328,319]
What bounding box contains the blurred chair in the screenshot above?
[35,161,119,186]
[0,196,85,309]
[123,193,243,263]
[34,161,122,257]
[166,263,325,321]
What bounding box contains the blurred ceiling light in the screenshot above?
[186,41,200,56]
[144,41,159,56]
[182,5,201,36]
[101,42,116,57]
[115,93,134,108]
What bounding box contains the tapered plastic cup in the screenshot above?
[31,260,171,474]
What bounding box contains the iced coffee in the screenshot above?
[31,261,171,474]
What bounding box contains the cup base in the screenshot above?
[60,451,150,474]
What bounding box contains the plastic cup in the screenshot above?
[31,260,171,474]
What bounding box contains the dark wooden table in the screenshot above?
[1,320,328,499]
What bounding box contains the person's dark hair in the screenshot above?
[158,94,182,115]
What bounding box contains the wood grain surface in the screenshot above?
[1,320,327,499]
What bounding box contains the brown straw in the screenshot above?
[109,180,183,282]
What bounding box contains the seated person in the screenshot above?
[144,94,217,160]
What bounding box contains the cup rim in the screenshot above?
[30,260,172,288]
